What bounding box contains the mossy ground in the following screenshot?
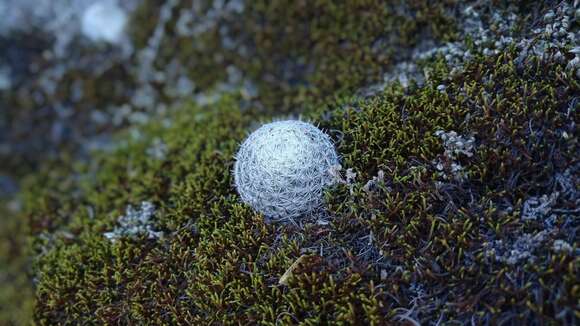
[25,47,579,324]
[1,0,578,325]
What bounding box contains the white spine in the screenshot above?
[234,120,339,220]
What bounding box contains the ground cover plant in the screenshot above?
[26,46,579,325]
[1,0,578,324]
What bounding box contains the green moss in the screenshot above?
[25,42,579,324]
[318,51,578,323]
[0,200,34,325]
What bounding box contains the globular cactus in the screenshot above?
[234,120,339,221]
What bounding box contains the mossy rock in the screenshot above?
[25,46,578,324]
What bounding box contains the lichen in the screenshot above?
[103,201,163,242]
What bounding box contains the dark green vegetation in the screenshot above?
[2,0,578,324]
[25,48,579,323]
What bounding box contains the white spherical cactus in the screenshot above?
[81,1,127,44]
[234,120,339,220]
